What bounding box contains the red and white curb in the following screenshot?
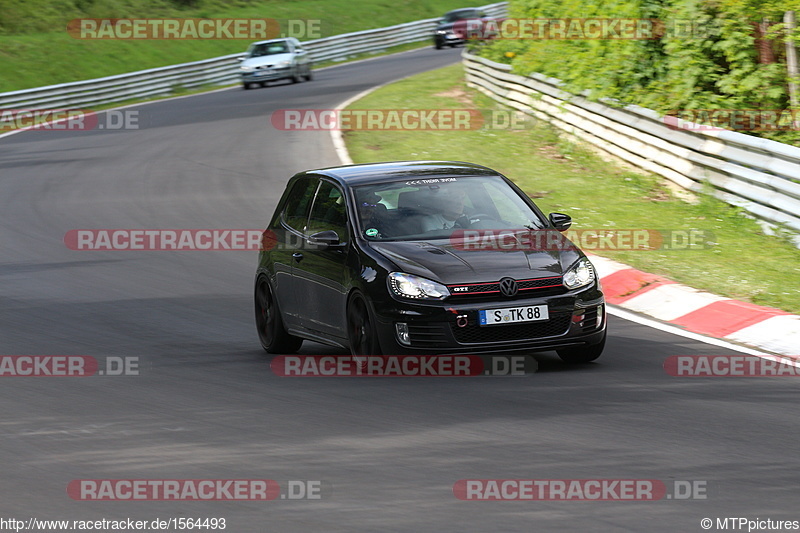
[590,254,800,356]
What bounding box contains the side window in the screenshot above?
[307,181,349,239]
[282,177,319,232]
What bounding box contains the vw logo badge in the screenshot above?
[499,277,518,297]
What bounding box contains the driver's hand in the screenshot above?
[454,215,471,229]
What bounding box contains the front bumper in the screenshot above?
[434,32,465,46]
[372,287,606,355]
[241,67,292,82]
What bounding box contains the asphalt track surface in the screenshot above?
[1,47,799,532]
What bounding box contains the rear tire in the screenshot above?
[243,83,252,90]
[255,276,303,354]
[556,331,606,364]
[260,81,269,88]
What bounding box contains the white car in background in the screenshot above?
[239,37,312,89]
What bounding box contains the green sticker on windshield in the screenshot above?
[365,228,379,237]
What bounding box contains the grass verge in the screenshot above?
[342,64,800,314]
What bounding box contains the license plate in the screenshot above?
[479,305,549,326]
[255,69,272,76]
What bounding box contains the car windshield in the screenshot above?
[443,10,478,22]
[249,42,289,57]
[353,175,546,241]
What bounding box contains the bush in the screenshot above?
[479,0,800,145]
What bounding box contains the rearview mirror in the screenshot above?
[549,212,572,232]
[308,230,344,249]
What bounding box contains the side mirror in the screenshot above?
[549,212,572,232]
[308,230,344,249]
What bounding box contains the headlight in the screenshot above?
[388,272,450,300]
[435,30,447,34]
[563,258,596,290]
[240,65,254,72]
[276,60,291,68]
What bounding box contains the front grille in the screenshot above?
[451,314,571,344]
[408,324,449,347]
[447,276,566,300]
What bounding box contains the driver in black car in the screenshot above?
[419,186,470,232]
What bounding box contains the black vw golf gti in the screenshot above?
[255,161,606,363]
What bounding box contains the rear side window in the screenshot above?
[282,177,319,232]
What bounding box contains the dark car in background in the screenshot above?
[239,37,312,89]
[433,7,493,49]
[254,161,606,363]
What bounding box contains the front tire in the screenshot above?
[556,331,606,364]
[346,292,382,356]
[255,276,303,354]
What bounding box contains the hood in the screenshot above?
[369,239,582,285]
[241,53,294,69]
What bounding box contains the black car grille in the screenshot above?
[450,313,571,344]
[408,324,449,348]
[580,306,602,332]
[447,276,566,300]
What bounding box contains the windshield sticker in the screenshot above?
[404,178,458,185]
[365,228,379,237]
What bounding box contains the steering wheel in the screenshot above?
[467,213,494,224]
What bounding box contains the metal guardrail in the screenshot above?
[0,2,507,110]
[463,51,800,238]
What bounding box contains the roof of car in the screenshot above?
[248,37,300,46]
[305,160,501,186]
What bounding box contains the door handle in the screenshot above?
[292,252,304,263]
